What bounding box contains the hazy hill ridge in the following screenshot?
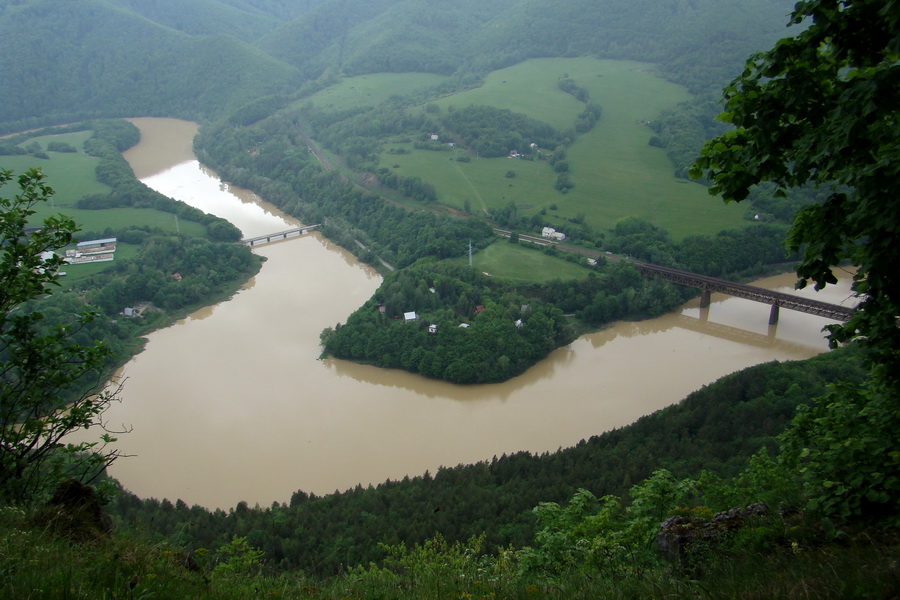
[0,0,302,131]
[0,0,793,132]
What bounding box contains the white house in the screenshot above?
[541,227,566,241]
[404,311,418,322]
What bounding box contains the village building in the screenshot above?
[65,238,118,265]
[404,311,418,322]
[75,238,117,254]
[541,227,566,241]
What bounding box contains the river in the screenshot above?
[104,117,856,510]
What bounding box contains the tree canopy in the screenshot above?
[691,0,900,384]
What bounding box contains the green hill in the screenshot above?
[0,0,301,132]
[258,0,793,93]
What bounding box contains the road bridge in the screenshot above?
[241,225,320,247]
[637,262,855,324]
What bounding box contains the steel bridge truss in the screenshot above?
[637,263,855,322]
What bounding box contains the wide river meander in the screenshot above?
[105,118,855,509]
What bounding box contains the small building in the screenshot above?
[458,323,470,328]
[541,227,566,241]
[76,238,117,254]
[514,319,524,328]
[429,133,439,141]
[428,324,438,334]
[404,311,418,322]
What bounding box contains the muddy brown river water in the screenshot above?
[100,117,855,509]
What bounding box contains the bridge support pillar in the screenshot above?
[699,289,711,308]
[769,304,780,325]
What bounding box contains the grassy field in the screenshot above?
[3,133,206,237]
[29,206,208,238]
[449,239,592,283]
[378,58,746,240]
[2,149,110,205]
[301,72,449,112]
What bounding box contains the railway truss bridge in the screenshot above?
[637,263,855,324]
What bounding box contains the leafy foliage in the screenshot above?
[780,380,900,525]
[691,0,900,526]
[0,169,123,502]
[691,0,900,381]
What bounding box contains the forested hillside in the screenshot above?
[258,0,793,94]
[0,0,792,133]
[0,0,300,132]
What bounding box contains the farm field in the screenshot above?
[2,144,110,204]
[3,131,206,238]
[378,58,747,240]
[449,239,593,284]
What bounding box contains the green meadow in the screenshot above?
[3,132,205,237]
[381,58,746,240]
[303,72,449,112]
[2,138,110,204]
[453,239,592,283]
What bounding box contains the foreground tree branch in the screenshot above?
[691,0,900,384]
[1,168,126,503]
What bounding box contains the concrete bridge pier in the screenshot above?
[769,303,780,325]
[700,289,711,308]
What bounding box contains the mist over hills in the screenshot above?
[0,0,793,132]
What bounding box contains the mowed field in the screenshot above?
[464,240,593,283]
[3,131,205,237]
[374,58,746,240]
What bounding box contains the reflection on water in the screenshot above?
[103,118,854,510]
